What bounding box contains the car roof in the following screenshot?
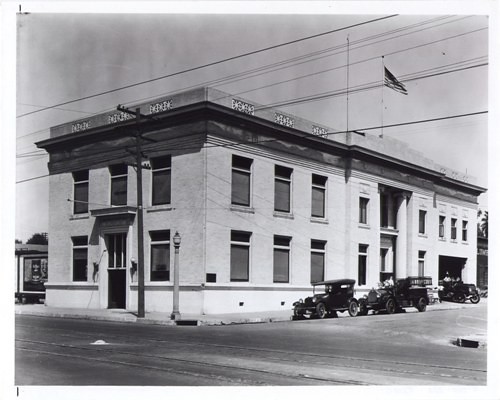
[313,279,356,286]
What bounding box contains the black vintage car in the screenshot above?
[358,276,431,315]
[293,279,359,319]
[438,280,480,304]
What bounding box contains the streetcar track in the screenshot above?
[16,337,485,383]
[16,322,487,375]
[17,342,365,386]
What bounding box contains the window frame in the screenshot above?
[418,250,426,277]
[72,236,88,282]
[274,165,293,213]
[311,174,327,218]
[418,210,427,235]
[230,230,251,282]
[231,155,253,207]
[273,235,291,283]
[358,244,368,286]
[109,164,128,206]
[149,230,170,281]
[439,215,446,239]
[462,220,468,242]
[151,156,172,206]
[359,197,369,225]
[310,240,326,284]
[72,170,89,214]
[451,218,457,240]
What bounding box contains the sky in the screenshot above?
[6,3,494,243]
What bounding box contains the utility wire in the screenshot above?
[16,19,485,142]
[16,15,397,119]
[16,56,487,160]
[258,62,487,110]
[16,109,486,184]
[122,15,459,106]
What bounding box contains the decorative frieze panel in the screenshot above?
[150,99,173,114]
[71,121,91,133]
[275,113,294,128]
[312,125,328,138]
[232,99,255,115]
[107,112,134,124]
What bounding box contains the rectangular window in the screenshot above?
[231,155,252,207]
[151,156,171,206]
[73,170,89,214]
[150,230,170,281]
[110,164,128,206]
[72,236,88,282]
[358,244,368,286]
[310,240,326,283]
[419,210,427,234]
[439,216,446,238]
[274,236,291,283]
[311,174,327,218]
[359,197,369,224]
[451,218,457,240]
[462,221,468,242]
[230,231,251,282]
[380,193,388,227]
[107,233,127,268]
[418,251,426,277]
[274,165,292,213]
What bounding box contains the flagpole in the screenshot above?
[346,35,350,134]
[381,56,384,138]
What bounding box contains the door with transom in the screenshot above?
[106,233,127,309]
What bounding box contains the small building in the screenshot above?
[15,244,48,303]
[477,235,488,289]
[36,87,486,314]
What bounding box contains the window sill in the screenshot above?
[70,213,90,220]
[438,237,446,242]
[147,205,173,213]
[273,211,294,220]
[418,233,428,239]
[358,224,371,230]
[310,217,329,224]
[450,239,458,244]
[461,241,469,245]
[230,205,255,214]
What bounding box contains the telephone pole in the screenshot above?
[117,106,146,318]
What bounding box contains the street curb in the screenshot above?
[15,299,484,327]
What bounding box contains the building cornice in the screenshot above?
[37,97,486,196]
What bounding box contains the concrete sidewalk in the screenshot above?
[14,297,486,327]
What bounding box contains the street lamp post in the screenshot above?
[171,231,181,321]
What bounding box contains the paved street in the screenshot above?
[16,302,486,386]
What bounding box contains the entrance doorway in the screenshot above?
[439,255,466,281]
[106,233,127,308]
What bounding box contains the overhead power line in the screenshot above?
[16,15,397,119]
[16,109,486,184]
[16,18,485,142]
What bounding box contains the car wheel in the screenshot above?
[316,303,327,319]
[470,294,480,304]
[454,293,466,303]
[416,297,427,312]
[348,299,359,317]
[385,298,396,314]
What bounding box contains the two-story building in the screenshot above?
[36,87,486,314]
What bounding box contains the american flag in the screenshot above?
[384,67,408,95]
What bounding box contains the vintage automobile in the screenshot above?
[358,276,431,315]
[438,280,480,304]
[293,279,359,319]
